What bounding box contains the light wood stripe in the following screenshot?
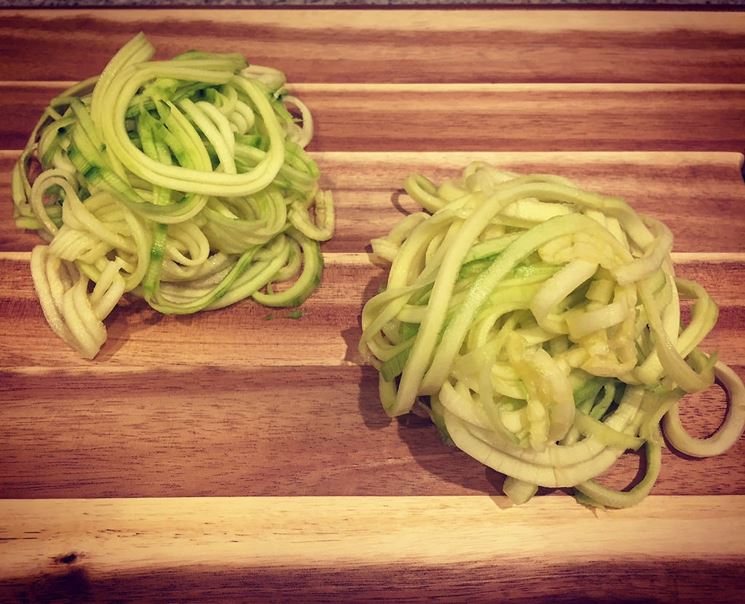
[3,250,745,264]
[4,250,745,267]
[315,149,745,167]
[295,83,745,92]
[7,82,745,92]
[2,149,743,163]
[6,9,745,34]
[1,495,743,573]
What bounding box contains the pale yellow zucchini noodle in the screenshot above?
[359,162,745,508]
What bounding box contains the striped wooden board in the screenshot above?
[1,8,744,602]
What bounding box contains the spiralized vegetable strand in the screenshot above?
[13,33,334,358]
[360,163,745,508]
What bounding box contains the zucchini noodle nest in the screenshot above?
[12,33,334,359]
[359,162,745,508]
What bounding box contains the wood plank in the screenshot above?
[1,361,743,499]
[1,256,743,498]
[302,83,745,152]
[3,151,745,253]
[2,83,745,152]
[1,8,744,597]
[1,10,745,84]
[1,496,744,602]
[0,255,742,370]
[0,254,365,371]
[315,151,745,253]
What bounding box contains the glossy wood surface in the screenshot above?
[1,8,744,602]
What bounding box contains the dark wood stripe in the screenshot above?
[2,557,743,603]
[1,10,744,84]
[2,83,745,152]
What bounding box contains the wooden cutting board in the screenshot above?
[1,8,744,602]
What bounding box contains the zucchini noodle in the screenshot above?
[359,162,745,508]
[12,33,334,358]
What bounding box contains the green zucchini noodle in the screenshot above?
[359,162,745,508]
[12,33,334,359]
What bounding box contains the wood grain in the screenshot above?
[3,83,745,152]
[1,7,745,601]
[1,254,743,498]
[4,561,744,604]
[1,254,742,370]
[1,9,744,84]
[1,496,744,602]
[3,151,745,253]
